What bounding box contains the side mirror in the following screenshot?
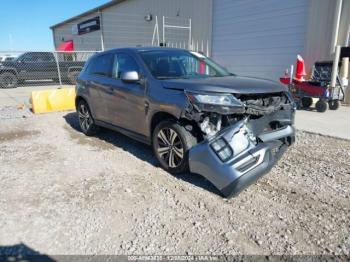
[121,71,140,83]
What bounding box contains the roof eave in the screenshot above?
[50,0,125,29]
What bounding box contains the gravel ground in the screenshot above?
[0,107,349,256]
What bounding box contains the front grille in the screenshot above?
[236,92,290,116]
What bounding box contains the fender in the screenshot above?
[0,67,18,76]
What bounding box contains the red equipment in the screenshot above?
[295,55,306,81]
[280,56,344,113]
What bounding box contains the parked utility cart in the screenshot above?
[281,61,345,112]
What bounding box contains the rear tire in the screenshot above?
[68,71,80,85]
[315,100,328,113]
[77,100,99,136]
[301,97,313,108]
[0,72,18,88]
[328,100,340,110]
[152,120,197,174]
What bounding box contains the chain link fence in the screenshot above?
[0,10,211,90]
[0,44,211,89]
[0,51,97,88]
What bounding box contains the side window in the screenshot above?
[112,53,140,79]
[22,53,38,63]
[31,53,54,62]
[87,54,113,77]
[40,53,55,62]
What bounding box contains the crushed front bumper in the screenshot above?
[189,109,295,198]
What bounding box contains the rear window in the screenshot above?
[87,54,114,77]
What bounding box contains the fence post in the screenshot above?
[189,18,192,48]
[162,16,165,45]
[53,52,62,87]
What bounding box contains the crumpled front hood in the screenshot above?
[161,75,287,94]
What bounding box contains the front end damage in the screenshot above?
[184,91,295,198]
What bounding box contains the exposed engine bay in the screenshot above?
[187,91,295,197]
[183,92,293,138]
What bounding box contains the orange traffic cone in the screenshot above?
[295,54,306,82]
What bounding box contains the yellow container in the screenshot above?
[31,88,76,114]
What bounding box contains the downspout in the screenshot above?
[330,0,343,54]
[51,28,57,50]
[345,23,350,46]
[99,9,105,51]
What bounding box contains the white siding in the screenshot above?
[102,0,212,49]
[303,0,336,71]
[53,13,106,51]
[52,0,212,52]
[212,0,310,81]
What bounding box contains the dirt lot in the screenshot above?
[0,106,349,256]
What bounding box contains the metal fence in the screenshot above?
[0,51,97,88]
[0,11,211,89]
[0,43,211,89]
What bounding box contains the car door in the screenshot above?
[107,52,147,135]
[16,53,39,80]
[39,52,58,80]
[84,53,114,122]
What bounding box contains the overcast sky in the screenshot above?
[0,0,109,51]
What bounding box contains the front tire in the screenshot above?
[152,120,197,174]
[315,99,328,113]
[328,100,340,110]
[0,72,18,88]
[301,97,313,108]
[77,100,99,136]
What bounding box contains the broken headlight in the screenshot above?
[185,91,245,114]
[211,124,255,162]
[211,138,233,162]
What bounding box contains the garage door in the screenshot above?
[212,0,310,81]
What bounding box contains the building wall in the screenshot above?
[303,0,350,75]
[53,12,104,51]
[303,0,337,75]
[337,0,350,47]
[211,0,310,81]
[52,0,212,52]
[211,0,350,81]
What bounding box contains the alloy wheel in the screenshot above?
[156,128,184,168]
[78,103,92,132]
[3,75,16,88]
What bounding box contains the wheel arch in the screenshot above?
[75,95,91,110]
[149,110,202,142]
[150,111,178,137]
[0,69,18,77]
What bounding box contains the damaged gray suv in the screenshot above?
[76,47,295,198]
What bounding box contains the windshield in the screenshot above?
[139,50,232,79]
